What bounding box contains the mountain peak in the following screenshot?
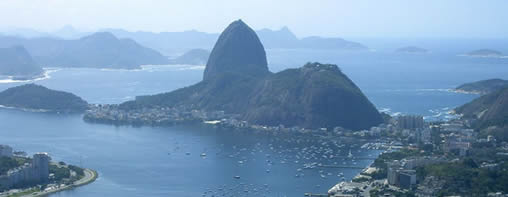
[81,32,118,41]
[203,20,269,80]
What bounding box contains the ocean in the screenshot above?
[0,39,507,196]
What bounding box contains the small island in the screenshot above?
[395,46,429,54]
[168,49,210,65]
[455,78,508,94]
[0,84,89,113]
[0,145,97,196]
[465,49,503,58]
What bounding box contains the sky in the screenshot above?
[0,0,507,39]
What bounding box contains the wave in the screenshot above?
[0,68,60,84]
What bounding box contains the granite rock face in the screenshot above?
[203,20,269,81]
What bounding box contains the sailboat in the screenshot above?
[347,149,353,158]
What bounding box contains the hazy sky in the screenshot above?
[0,0,507,38]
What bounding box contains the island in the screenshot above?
[168,49,210,65]
[455,78,508,94]
[0,84,89,113]
[0,144,97,196]
[465,49,503,58]
[85,20,382,131]
[395,46,429,54]
[0,46,43,80]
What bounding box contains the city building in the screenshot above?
[399,170,417,189]
[396,115,424,130]
[0,153,51,190]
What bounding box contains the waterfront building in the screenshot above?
[32,153,50,183]
[0,145,13,158]
[0,153,51,190]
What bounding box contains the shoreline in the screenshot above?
[18,168,98,197]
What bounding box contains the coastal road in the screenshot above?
[20,168,97,197]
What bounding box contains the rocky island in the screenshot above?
[168,49,210,65]
[455,78,508,94]
[0,46,43,80]
[85,20,382,130]
[395,46,428,54]
[465,49,503,58]
[0,84,89,113]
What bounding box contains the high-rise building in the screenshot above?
[397,115,424,130]
[32,153,50,183]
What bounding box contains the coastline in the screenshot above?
[0,68,60,84]
[18,168,98,197]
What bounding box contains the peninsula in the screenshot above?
[0,145,97,196]
[0,84,89,113]
[85,20,382,130]
[455,78,508,94]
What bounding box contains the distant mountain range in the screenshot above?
[104,27,368,55]
[0,46,43,78]
[0,32,169,69]
[120,20,382,130]
[2,25,369,56]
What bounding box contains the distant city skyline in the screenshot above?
[0,0,507,39]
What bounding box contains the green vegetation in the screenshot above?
[371,149,426,180]
[0,84,89,113]
[68,165,85,177]
[50,164,71,181]
[417,159,508,196]
[0,157,20,175]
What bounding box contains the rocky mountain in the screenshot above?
[120,20,382,130]
[0,46,43,78]
[455,79,508,94]
[0,32,169,69]
[243,62,383,130]
[0,84,89,113]
[395,46,428,54]
[455,87,508,128]
[203,20,269,81]
[168,49,210,65]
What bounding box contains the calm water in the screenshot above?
[0,44,507,196]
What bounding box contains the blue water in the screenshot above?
[0,43,508,196]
